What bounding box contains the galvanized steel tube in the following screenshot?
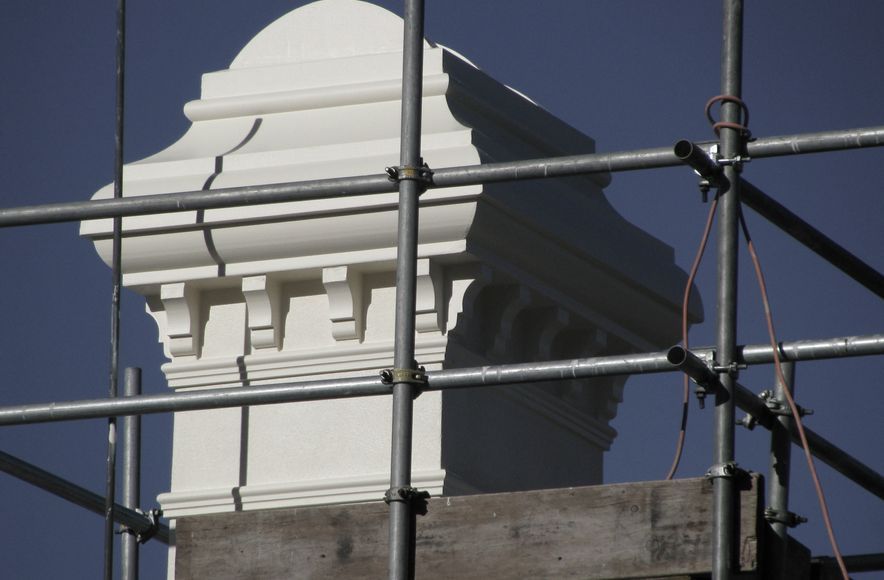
[740,180,884,299]
[746,126,884,158]
[388,1,426,578]
[0,335,880,427]
[120,368,141,580]
[0,449,168,544]
[734,382,884,500]
[1,127,882,228]
[736,333,884,364]
[104,1,127,576]
[813,553,884,575]
[712,2,744,578]
[0,343,879,499]
[675,141,883,298]
[673,139,724,185]
[765,362,795,579]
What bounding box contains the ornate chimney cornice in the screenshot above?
[80,0,701,520]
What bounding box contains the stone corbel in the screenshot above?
[242,275,282,350]
[415,258,444,333]
[538,310,608,360]
[160,282,201,357]
[490,286,533,358]
[537,308,571,360]
[582,327,608,357]
[322,266,364,341]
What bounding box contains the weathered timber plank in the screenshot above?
[175,475,761,579]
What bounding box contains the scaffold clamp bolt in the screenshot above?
[385,160,433,189]
[384,486,431,515]
[713,361,746,377]
[705,462,740,480]
[764,507,807,528]
[737,414,757,430]
[759,390,813,417]
[380,367,427,386]
[119,508,163,544]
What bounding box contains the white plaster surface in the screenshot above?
[81,0,698,530]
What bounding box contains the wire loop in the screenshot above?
[705,94,751,138]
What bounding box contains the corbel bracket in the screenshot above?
[160,282,201,357]
[322,266,364,341]
[242,275,282,350]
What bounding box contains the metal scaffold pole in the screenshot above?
[0,337,881,498]
[1,126,882,228]
[765,361,796,579]
[0,450,169,544]
[388,0,427,578]
[104,0,127,577]
[120,368,142,580]
[712,1,744,578]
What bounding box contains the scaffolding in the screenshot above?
[0,1,882,579]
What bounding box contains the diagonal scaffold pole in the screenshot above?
[387,1,427,578]
[712,1,744,578]
[675,140,884,299]
[0,449,168,544]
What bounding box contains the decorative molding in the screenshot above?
[160,282,201,357]
[184,75,451,122]
[242,274,282,350]
[159,469,447,518]
[415,258,445,333]
[502,384,618,451]
[77,0,703,530]
[164,335,449,389]
[490,285,532,358]
[537,308,570,360]
[322,266,364,341]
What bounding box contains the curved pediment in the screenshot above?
[81,0,701,348]
[231,0,432,69]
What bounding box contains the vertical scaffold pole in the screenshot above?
[120,368,142,580]
[766,362,796,579]
[104,0,126,578]
[712,1,744,579]
[388,1,426,579]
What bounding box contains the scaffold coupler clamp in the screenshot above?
[692,351,718,409]
[119,508,162,544]
[385,159,434,193]
[737,413,757,430]
[764,507,807,528]
[713,361,746,379]
[705,462,743,481]
[384,486,431,516]
[696,144,719,203]
[380,366,427,398]
[758,389,813,417]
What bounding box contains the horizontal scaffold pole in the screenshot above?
[0,126,881,228]
[0,335,879,498]
[0,449,169,544]
[0,334,879,426]
[813,553,884,575]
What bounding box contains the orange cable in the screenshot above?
[665,195,719,480]
[738,210,849,580]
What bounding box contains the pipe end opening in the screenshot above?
[667,345,688,365]
[673,140,695,160]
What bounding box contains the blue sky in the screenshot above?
[1,1,881,578]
